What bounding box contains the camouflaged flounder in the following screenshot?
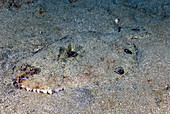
[13,32,137,94]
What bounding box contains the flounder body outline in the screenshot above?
[13,32,137,94]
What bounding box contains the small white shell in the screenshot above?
[115,18,119,24]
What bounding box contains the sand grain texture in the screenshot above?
[0,0,169,113]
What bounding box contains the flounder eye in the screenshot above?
[124,49,132,54]
[114,66,124,75]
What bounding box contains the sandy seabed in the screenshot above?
[0,0,169,113]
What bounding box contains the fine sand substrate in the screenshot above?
[0,0,169,113]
